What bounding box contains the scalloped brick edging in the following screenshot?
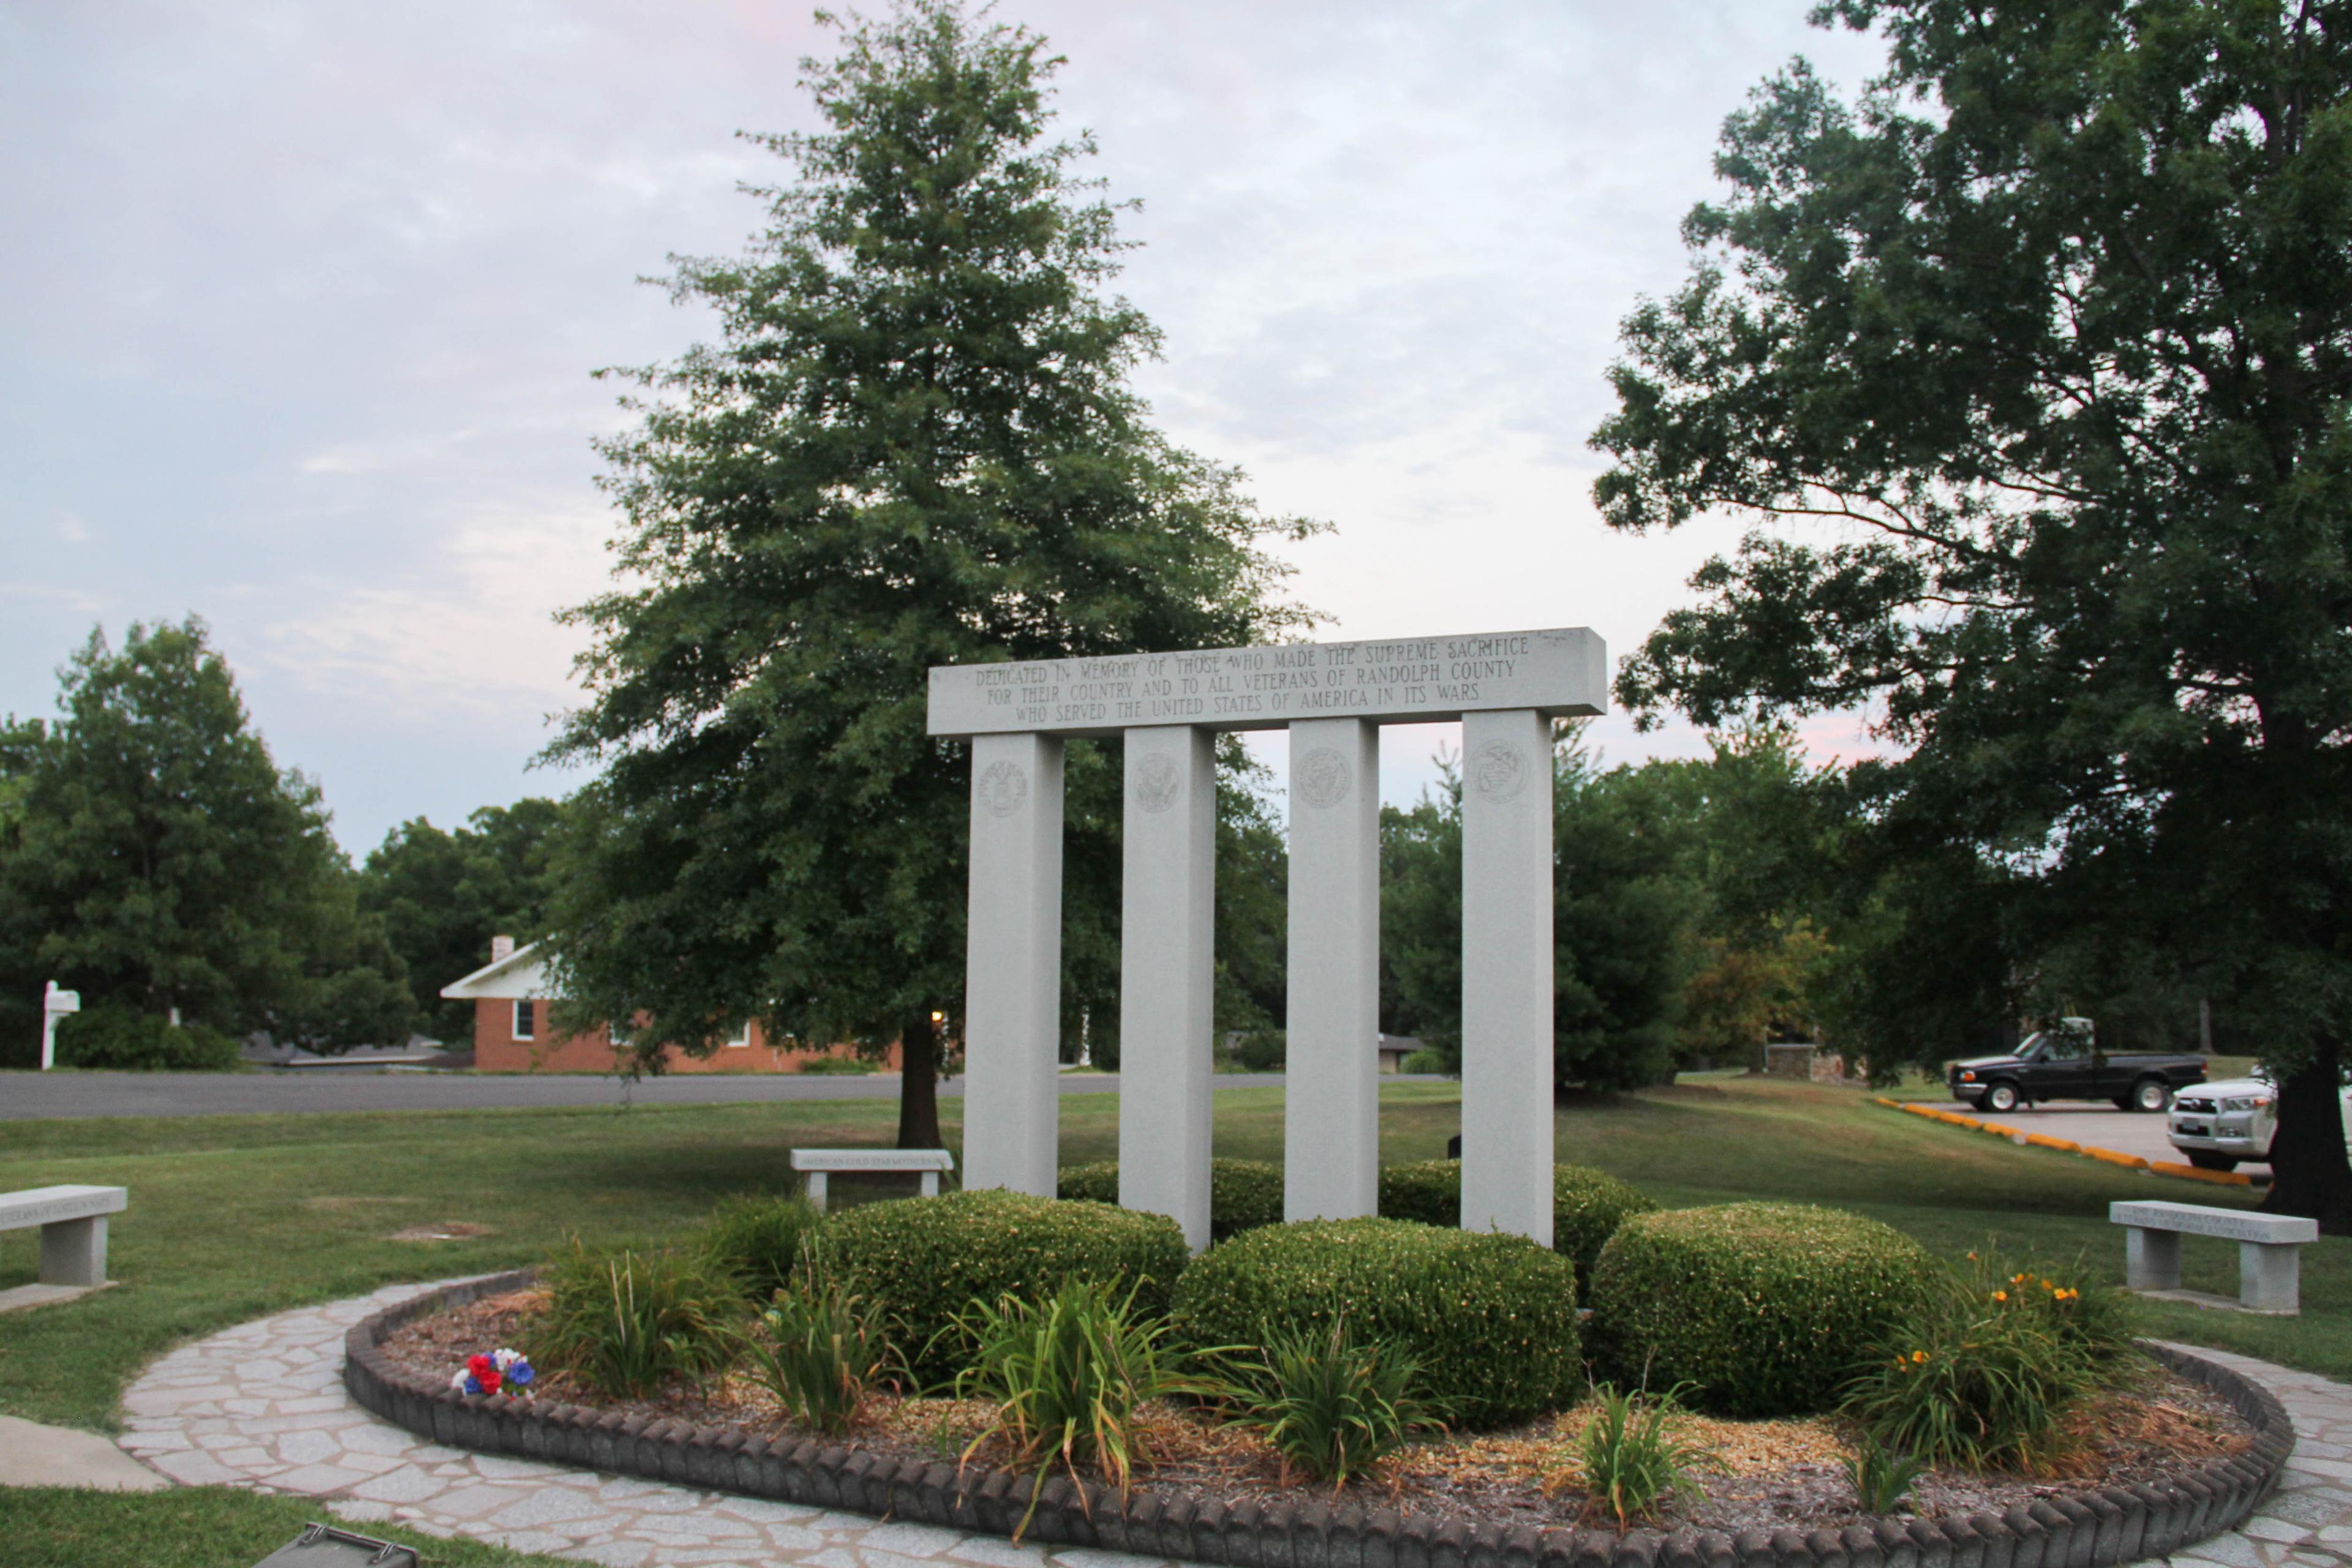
[344,1271,2293,1568]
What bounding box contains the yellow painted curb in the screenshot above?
[2086,1145,2150,1170]
[2024,1133,2082,1153]
[2147,1159,2254,1186]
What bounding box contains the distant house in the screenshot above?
[439,937,900,1074]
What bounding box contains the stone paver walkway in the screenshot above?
[115,1278,1167,1568]
[100,1280,2352,1568]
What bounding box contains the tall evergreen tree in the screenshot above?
[1381,734,1695,1091]
[0,619,410,1060]
[548,0,1310,1144]
[1593,1,2352,1221]
[358,797,568,1039]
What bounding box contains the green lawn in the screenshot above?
[1,1485,579,1567]
[0,1074,2342,1446]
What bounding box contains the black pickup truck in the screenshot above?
[1949,1023,2207,1114]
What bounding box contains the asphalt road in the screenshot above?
[1923,1099,2270,1178]
[0,1070,1299,1120]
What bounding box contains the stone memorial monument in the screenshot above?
[928,627,1605,1250]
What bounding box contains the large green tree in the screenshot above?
[0,619,411,1061]
[548,0,1308,1144]
[358,798,568,1039]
[1593,1,2352,1221]
[1382,733,1695,1090]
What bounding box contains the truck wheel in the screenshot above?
[2132,1077,2173,1113]
[2187,1151,2239,1172]
[1984,1082,2020,1113]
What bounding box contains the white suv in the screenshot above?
[2167,1074,2352,1171]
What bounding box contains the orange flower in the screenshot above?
[1992,1290,2009,1302]
[1910,1350,1930,1363]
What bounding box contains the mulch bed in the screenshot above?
[381,1289,2256,1536]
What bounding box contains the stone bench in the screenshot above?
[789,1149,953,1213]
[2111,1199,2318,1314]
[0,1184,126,1310]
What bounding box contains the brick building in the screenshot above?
[440,937,900,1074]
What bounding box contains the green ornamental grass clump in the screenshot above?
[1170,1216,1581,1429]
[1215,1318,1445,1486]
[1842,1249,2143,1471]
[699,1193,823,1300]
[737,1250,886,1436]
[529,1240,746,1397]
[820,1189,1189,1383]
[953,1277,1202,1537]
[1376,1159,1659,1281]
[1578,1383,1725,1526]
[1057,1158,1284,1240]
[1588,1203,1930,1417]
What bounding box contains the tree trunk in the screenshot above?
[897,1011,941,1150]
[2262,1032,2352,1234]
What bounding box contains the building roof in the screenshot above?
[440,941,551,1001]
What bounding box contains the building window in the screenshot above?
[513,1000,535,1040]
[725,1020,751,1049]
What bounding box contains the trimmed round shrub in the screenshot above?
[1057,1158,1284,1240]
[53,1006,242,1071]
[1588,1202,1931,1417]
[1232,1030,1285,1070]
[1170,1217,1580,1428]
[819,1189,1188,1383]
[1376,1159,1659,1280]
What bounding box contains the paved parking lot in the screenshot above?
[1924,1099,2270,1179]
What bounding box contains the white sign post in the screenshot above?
[930,627,1605,1248]
[39,982,80,1071]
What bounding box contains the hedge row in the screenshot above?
[1057,1158,1284,1241]
[813,1181,1927,1426]
[1377,1159,1657,1280]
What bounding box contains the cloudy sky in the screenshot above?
[1,1,1890,855]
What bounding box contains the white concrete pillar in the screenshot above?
[961,731,1065,1197]
[1284,718,1382,1221]
[2241,1240,2300,1313]
[1117,726,1218,1251]
[39,1216,107,1288]
[2125,1226,2182,1291]
[1458,710,1555,1245]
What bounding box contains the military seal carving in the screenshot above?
[976,759,1029,818]
[1467,739,1529,804]
[1133,753,1183,814]
[1294,747,1352,810]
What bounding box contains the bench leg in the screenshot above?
[2125,1226,2181,1291]
[805,1172,827,1215]
[919,1172,938,1198]
[39,1215,108,1288]
[2241,1240,2301,1313]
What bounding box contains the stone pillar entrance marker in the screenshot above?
[1459,708,1556,1246]
[1118,725,1219,1250]
[929,627,1605,1246]
[960,730,1066,1197]
[1284,717,1382,1222]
